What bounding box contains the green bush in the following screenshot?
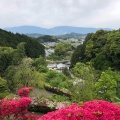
[0,77,9,92]
[0,92,10,99]
[48,94,70,102]
[114,102,120,106]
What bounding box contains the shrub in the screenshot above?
[0,92,10,99]
[17,87,33,97]
[39,100,120,120]
[0,77,9,92]
[0,87,40,120]
[44,85,72,97]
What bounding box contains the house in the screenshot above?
[62,60,71,69]
[47,64,57,69]
[47,62,70,72]
[57,63,66,70]
[47,63,67,72]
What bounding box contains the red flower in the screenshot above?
[39,100,120,120]
[17,87,33,97]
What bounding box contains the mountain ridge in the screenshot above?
[4,25,112,35]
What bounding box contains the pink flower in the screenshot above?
[0,97,33,119]
[17,87,33,97]
[39,100,120,120]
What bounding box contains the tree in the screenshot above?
[0,77,9,92]
[0,77,10,99]
[70,33,93,67]
[5,58,45,92]
[0,46,14,75]
[94,68,117,102]
[71,44,85,67]
[114,71,120,98]
[12,42,26,65]
[36,35,59,43]
[45,70,71,89]
[24,39,45,58]
[105,30,120,70]
[32,57,46,68]
[71,29,120,71]
[32,57,48,73]
[54,43,72,56]
[71,62,95,102]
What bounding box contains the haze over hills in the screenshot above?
[4,26,112,35]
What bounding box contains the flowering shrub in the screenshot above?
[39,100,120,120]
[0,97,33,119]
[23,114,40,120]
[0,87,40,120]
[2,86,120,120]
[17,87,33,97]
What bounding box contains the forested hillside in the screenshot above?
[0,29,45,58]
[0,29,45,78]
[36,35,59,43]
[0,29,72,99]
[71,30,120,70]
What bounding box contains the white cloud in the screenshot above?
[0,0,120,29]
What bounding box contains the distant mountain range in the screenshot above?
[4,26,112,35]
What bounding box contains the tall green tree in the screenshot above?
[71,62,95,102]
[0,47,14,75]
[12,42,26,64]
[5,58,45,92]
[70,33,93,67]
[32,57,48,73]
[0,77,9,92]
[94,68,117,102]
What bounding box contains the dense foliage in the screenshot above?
[71,30,120,70]
[71,62,120,102]
[71,62,95,102]
[4,57,45,92]
[54,42,73,57]
[45,70,72,90]
[0,77,10,99]
[0,29,45,58]
[36,35,59,43]
[0,28,45,87]
[94,68,120,101]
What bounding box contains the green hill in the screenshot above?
[71,29,120,70]
[36,35,59,43]
[0,29,45,58]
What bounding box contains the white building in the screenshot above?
[57,63,66,70]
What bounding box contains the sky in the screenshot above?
[0,0,120,29]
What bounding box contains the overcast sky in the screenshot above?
[0,0,120,29]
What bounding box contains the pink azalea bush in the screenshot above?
[17,86,33,97]
[39,100,120,120]
[1,86,120,120]
[0,87,40,120]
[23,114,40,120]
[0,97,33,119]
